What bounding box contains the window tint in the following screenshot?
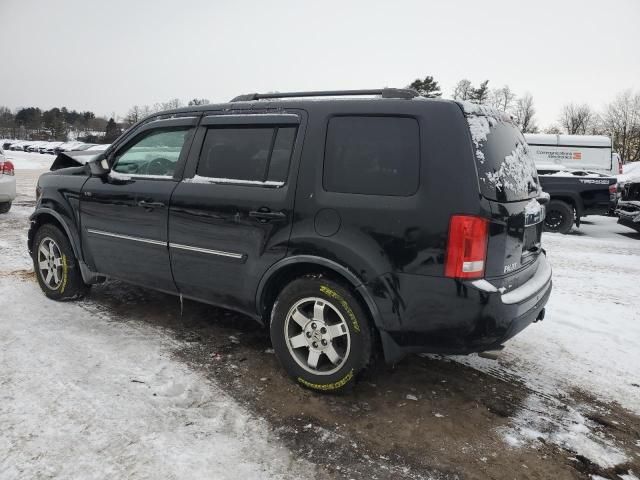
[324,116,420,196]
[197,126,296,184]
[113,128,190,177]
[267,127,296,182]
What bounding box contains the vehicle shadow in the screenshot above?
[77,278,627,480]
[618,231,640,240]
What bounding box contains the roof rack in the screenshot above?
[230,88,419,102]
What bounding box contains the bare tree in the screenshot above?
[452,79,473,101]
[125,105,143,126]
[545,125,562,134]
[602,90,640,164]
[490,85,516,112]
[512,93,538,133]
[558,103,596,135]
[162,98,183,110]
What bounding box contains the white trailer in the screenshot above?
[524,134,620,175]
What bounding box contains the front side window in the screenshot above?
[113,128,190,177]
[323,116,420,196]
[196,126,297,184]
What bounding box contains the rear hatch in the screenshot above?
[461,103,544,286]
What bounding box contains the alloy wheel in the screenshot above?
[37,237,64,290]
[284,297,351,376]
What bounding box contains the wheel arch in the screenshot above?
[256,256,384,332]
[29,208,81,260]
[548,193,582,217]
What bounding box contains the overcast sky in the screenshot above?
[1,0,638,127]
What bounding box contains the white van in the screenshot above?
[524,134,620,175]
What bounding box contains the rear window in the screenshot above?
[466,108,539,202]
[323,116,420,196]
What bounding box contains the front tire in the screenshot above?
[270,277,372,392]
[33,224,89,300]
[0,202,11,214]
[544,200,574,234]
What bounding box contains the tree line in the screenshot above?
[0,106,112,143]
[3,84,639,163]
[409,76,640,163]
[0,98,211,144]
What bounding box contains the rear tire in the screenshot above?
[270,276,372,393]
[33,224,89,301]
[544,200,574,234]
[0,202,11,214]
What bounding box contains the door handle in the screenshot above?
[138,200,165,208]
[249,209,286,221]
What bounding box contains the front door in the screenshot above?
[80,117,197,292]
[169,112,304,315]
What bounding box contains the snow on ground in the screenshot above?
[452,216,640,467]
[0,278,316,479]
[5,150,56,170]
[457,218,640,413]
[1,163,318,479]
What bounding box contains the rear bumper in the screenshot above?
[616,205,640,232]
[369,255,552,362]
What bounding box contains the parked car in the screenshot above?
[525,133,617,176]
[27,141,47,152]
[29,89,552,391]
[537,165,617,233]
[45,142,64,154]
[616,171,640,232]
[69,143,95,151]
[38,142,53,154]
[86,144,110,151]
[10,141,27,151]
[0,148,16,213]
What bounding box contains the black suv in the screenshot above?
[29,89,552,391]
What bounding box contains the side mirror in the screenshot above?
[88,157,110,178]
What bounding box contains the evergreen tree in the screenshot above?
[104,118,120,142]
[408,76,441,98]
[470,80,490,104]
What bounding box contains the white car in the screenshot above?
[0,148,16,213]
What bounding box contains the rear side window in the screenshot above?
[197,127,296,184]
[324,116,420,196]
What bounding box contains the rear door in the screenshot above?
[169,112,305,315]
[80,117,197,292]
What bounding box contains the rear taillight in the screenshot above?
[619,162,623,174]
[609,183,617,195]
[445,215,489,279]
[1,160,14,176]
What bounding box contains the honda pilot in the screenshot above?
[29,89,552,391]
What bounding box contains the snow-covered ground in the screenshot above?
[4,150,56,170]
[452,218,640,469]
[459,219,640,414]
[1,156,319,479]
